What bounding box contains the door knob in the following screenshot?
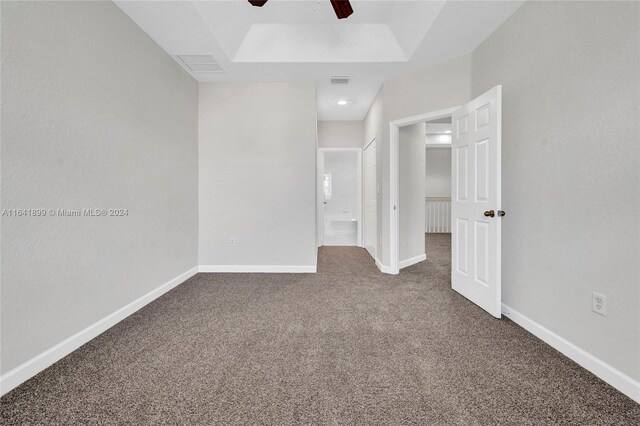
[497,210,506,217]
[484,210,495,217]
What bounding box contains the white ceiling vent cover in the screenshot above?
[177,55,223,73]
[330,75,350,85]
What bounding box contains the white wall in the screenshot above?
[364,89,384,149]
[198,83,317,269]
[318,121,363,148]
[472,1,640,383]
[383,55,471,123]
[425,148,451,198]
[399,123,426,263]
[1,1,198,374]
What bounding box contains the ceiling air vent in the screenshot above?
[330,75,350,85]
[177,55,223,73]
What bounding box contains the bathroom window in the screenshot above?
[323,173,332,200]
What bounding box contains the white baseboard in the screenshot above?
[0,266,199,397]
[399,253,426,269]
[375,258,395,274]
[198,265,316,273]
[502,303,640,403]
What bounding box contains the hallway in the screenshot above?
[1,235,638,425]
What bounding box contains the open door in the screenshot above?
[451,86,502,318]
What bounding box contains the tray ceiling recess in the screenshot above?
[114,1,525,120]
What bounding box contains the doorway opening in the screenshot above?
[424,117,453,261]
[391,106,459,274]
[396,115,453,270]
[318,148,362,247]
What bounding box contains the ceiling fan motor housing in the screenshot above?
[248,0,354,20]
[248,0,269,7]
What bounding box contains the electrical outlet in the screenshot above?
[592,292,607,316]
[228,237,236,246]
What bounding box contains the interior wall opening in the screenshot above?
[424,115,452,248]
[319,148,362,247]
[398,115,452,271]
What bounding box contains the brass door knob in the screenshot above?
[484,210,495,217]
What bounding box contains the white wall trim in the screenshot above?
[0,266,199,397]
[389,106,461,275]
[502,303,640,403]
[375,258,394,274]
[317,146,325,247]
[399,253,426,269]
[198,265,316,273]
[363,138,377,257]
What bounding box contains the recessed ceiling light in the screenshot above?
[445,130,452,134]
[337,99,349,106]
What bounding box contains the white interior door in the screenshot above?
[451,85,502,318]
[363,140,377,258]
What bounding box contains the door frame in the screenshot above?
[363,138,377,258]
[318,147,363,247]
[389,106,460,274]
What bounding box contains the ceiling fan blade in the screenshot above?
[330,0,354,19]
[248,0,268,7]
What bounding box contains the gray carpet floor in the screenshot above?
[1,234,639,425]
